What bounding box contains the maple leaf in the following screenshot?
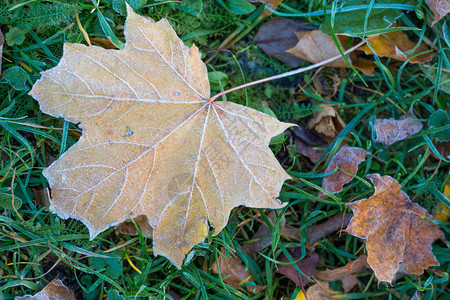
[29,6,291,268]
[346,174,444,283]
[319,146,369,197]
[374,111,423,146]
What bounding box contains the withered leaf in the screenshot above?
[306,281,335,300]
[291,124,328,163]
[426,0,450,25]
[307,105,345,141]
[359,31,434,63]
[15,278,75,300]
[314,255,370,293]
[374,111,423,146]
[211,247,266,293]
[346,174,444,283]
[288,30,349,68]
[254,17,317,68]
[117,215,153,236]
[277,250,319,288]
[287,32,375,75]
[30,6,291,268]
[320,147,369,197]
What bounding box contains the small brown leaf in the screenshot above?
[287,32,376,75]
[90,37,118,49]
[291,124,328,163]
[346,174,444,283]
[294,139,327,163]
[254,18,316,68]
[117,215,153,236]
[288,30,349,68]
[15,278,75,300]
[320,147,369,197]
[277,250,319,287]
[359,31,434,63]
[307,105,346,141]
[314,255,370,293]
[426,0,450,25]
[374,111,423,146]
[306,282,335,300]
[211,248,266,293]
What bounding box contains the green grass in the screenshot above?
[1,0,449,299]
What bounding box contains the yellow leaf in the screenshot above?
[29,6,291,268]
[359,31,434,63]
[294,290,307,300]
[434,177,450,222]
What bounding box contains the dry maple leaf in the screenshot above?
[374,111,423,146]
[319,146,369,198]
[29,6,291,268]
[346,174,444,283]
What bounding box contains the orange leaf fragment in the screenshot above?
[359,31,434,63]
[29,6,291,268]
[320,146,369,197]
[16,278,75,300]
[374,111,423,146]
[346,174,444,283]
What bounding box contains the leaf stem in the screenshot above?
[207,38,374,104]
